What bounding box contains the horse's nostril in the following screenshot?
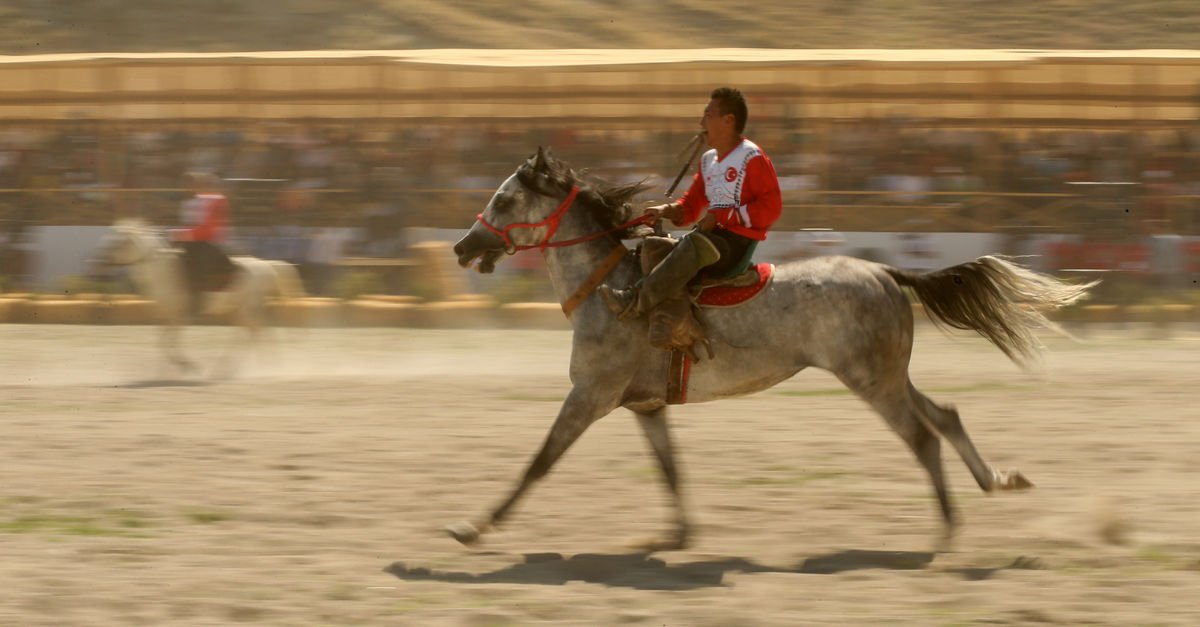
[453,242,465,256]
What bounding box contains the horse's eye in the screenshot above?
[492,196,512,213]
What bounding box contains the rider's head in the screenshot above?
[186,171,222,195]
[705,87,748,136]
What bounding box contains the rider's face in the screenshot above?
[700,98,735,146]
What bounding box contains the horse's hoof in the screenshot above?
[999,470,1034,491]
[446,521,482,545]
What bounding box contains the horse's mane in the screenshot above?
[517,148,654,239]
[114,217,147,231]
[112,218,171,249]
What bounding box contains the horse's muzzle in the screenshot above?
[453,230,504,274]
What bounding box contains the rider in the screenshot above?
[599,86,783,320]
[174,171,238,317]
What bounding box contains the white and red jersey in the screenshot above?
[675,138,782,241]
[175,193,230,243]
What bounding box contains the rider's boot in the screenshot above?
[179,243,204,320]
[599,231,720,321]
[187,286,204,319]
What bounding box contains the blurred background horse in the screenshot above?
[93,219,305,377]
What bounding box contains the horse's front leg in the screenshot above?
[631,407,690,551]
[212,305,258,379]
[447,384,619,546]
[159,322,196,374]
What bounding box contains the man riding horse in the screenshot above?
[599,87,783,325]
[174,172,239,318]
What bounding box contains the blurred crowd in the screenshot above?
[1,117,1199,293]
[806,121,1200,196]
[3,117,1199,226]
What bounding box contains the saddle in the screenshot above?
[200,268,239,292]
[177,242,241,294]
[637,236,767,363]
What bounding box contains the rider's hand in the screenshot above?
[644,202,682,223]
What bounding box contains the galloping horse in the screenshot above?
[451,148,1094,551]
[94,220,305,376]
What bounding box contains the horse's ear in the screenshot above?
[533,146,548,173]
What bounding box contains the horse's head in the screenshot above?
[453,147,568,273]
[96,219,160,267]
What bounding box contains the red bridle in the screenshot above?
[476,185,652,253]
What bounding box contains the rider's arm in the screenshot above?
[737,154,782,232]
[674,171,708,227]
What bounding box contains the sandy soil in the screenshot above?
[1,323,1198,626]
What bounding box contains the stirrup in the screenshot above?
[599,285,639,320]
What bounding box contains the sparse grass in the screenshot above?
[1136,546,1172,562]
[1,495,45,506]
[185,509,231,524]
[323,584,361,602]
[0,513,144,537]
[499,394,563,403]
[774,388,854,398]
[622,465,660,481]
[734,468,848,487]
[108,508,152,529]
[776,381,1037,399]
[1133,545,1195,570]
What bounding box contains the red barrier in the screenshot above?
[1044,242,1150,273]
[1185,242,1200,273]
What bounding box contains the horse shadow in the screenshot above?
[112,378,213,389]
[946,555,1045,581]
[385,549,938,591]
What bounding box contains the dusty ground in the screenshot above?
[1,323,1198,626]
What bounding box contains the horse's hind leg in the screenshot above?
[632,407,690,551]
[906,381,1033,493]
[834,366,960,545]
[864,385,958,538]
[446,385,617,546]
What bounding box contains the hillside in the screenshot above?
[0,0,1195,55]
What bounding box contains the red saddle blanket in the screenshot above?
[695,263,774,307]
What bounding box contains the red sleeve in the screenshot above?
[675,171,707,226]
[740,154,782,232]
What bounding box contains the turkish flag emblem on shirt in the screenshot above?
[724,167,738,182]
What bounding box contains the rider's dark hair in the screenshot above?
[711,87,748,134]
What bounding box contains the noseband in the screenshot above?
[475,185,580,253]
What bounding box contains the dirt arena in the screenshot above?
[1,323,1197,626]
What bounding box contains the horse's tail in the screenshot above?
[269,261,307,301]
[884,255,1097,367]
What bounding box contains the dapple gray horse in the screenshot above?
[451,148,1093,551]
